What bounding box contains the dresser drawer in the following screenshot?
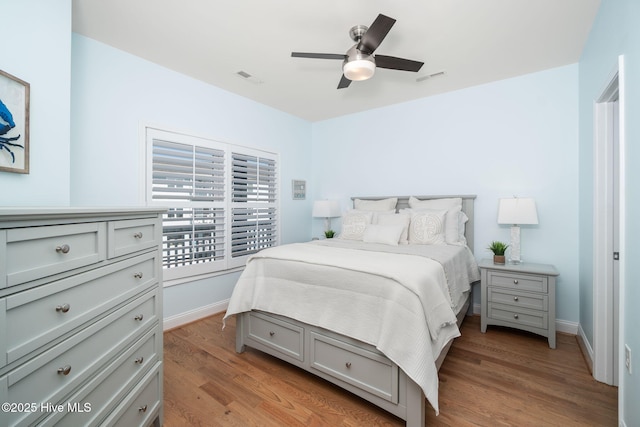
[488,288,548,311]
[488,270,548,293]
[2,223,107,288]
[488,303,548,330]
[0,290,158,427]
[310,332,399,403]
[108,366,162,427]
[40,329,160,427]
[246,311,304,362]
[108,218,161,259]
[1,252,159,366]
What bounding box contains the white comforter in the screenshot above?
[224,241,479,414]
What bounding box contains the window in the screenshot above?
[144,127,279,281]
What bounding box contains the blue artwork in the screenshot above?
[0,97,22,163]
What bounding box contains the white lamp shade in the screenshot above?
[497,198,539,225]
[343,59,375,81]
[312,200,341,218]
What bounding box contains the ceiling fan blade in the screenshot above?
[337,74,352,89]
[375,55,424,72]
[357,14,396,54]
[291,52,346,60]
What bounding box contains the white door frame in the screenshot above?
[593,55,626,387]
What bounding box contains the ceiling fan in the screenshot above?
[291,14,424,89]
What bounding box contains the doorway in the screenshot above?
[593,56,625,387]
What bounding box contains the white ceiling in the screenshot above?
[71,0,600,122]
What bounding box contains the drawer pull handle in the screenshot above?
[514,314,519,319]
[134,272,144,279]
[138,404,148,413]
[57,365,72,376]
[134,356,144,365]
[345,362,352,368]
[55,244,70,254]
[513,279,519,285]
[513,296,519,302]
[134,314,144,321]
[269,331,275,337]
[55,303,71,313]
[134,232,143,239]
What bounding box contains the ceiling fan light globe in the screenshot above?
[343,59,376,81]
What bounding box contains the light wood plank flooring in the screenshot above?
[163,314,617,426]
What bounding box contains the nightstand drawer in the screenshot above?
[488,303,548,330]
[488,271,547,293]
[488,288,548,311]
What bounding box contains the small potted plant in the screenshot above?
[324,230,335,239]
[487,241,509,265]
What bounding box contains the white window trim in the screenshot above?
[141,124,280,283]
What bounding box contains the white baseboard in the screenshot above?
[163,299,229,331]
[473,303,579,335]
[577,323,594,373]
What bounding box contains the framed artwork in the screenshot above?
[0,69,30,174]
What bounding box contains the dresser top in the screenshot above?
[478,258,559,276]
[0,207,166,227]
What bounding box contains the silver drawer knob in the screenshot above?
[513,296,519,302]
[134,356,144,365]
[138,404,148,413]
[345,362,352,368]
[513,279,519,285]
[134,314,144,321]
[134,272,144,279]
[55,303,71,313]
[57,365,72,375]
[134,232,143,239]
[269,331,275,337]
[514,314,519,319]
[55,244,70,254]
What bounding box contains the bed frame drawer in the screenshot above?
[245,311,304,362]
[310,331,399,403]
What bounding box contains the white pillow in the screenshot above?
[408,197,462,244]
[363,224,405,246]
[351,208,396,224]
[458,211,469,245]
[353,198,398,211]
[339,211,373,241]
[377,213,411,245]
[409,210,447,245]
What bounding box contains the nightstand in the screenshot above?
[479,259,559,348]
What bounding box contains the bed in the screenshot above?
[224,195,479,426]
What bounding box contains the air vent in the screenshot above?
[236,71,263,84]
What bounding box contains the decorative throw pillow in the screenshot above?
[376,213,411,244]
[408,197,462,244]
[362,224,405,246]
[352,208,396,224]
[339,211,373,240]
[409,210,447,244]
[353,198,398,212]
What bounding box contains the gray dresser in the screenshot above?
[0,208,164,426]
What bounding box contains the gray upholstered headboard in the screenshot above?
[350,195,477,254]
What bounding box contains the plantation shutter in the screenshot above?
[151,138,226,278]
[230,152,278,265]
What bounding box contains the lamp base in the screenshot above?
[509,225,522,264]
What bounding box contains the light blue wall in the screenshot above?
[579,0,640,424]
[0,0,71,206]
[311,65,580,323]
[70,34,314,320]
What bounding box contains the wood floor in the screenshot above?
[163,313,617,426]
